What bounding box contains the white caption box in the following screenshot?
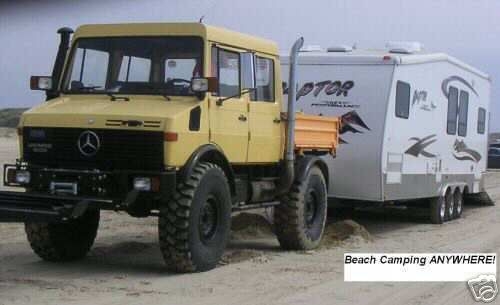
[344,253,497,282]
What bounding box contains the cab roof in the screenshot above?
[73,23,279,56]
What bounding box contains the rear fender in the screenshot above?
[294,156,329,190]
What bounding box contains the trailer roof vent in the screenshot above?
[386,41,423,54]
[300,45,322,52]
[327,45,353,52]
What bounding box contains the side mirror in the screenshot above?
[191,77,218,93]
[241,52,256,90]
[30,76,53,91]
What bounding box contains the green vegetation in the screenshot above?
[0,108,28,128]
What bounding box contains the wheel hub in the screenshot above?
[440,198,446,219]
[456,195,463,214]
[199,196,218,243]
[305,190,318,227]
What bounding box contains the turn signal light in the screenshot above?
[6,168,16,184]
[164,132,178,142]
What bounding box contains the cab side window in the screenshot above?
[215,48,240,97]
[251,57,275,102]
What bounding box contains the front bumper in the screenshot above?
[0,191,113,222]
[0,162,176,222]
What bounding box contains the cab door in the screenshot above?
[208,46,249,163]
[247,56,282,163]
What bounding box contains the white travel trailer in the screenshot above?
[281,42,491,223]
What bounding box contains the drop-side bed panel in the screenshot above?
[292,113,340,155]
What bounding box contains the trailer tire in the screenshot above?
[453,188,463,219]
[24,209,100,262]
[429,194,446,224]
[159,162,231,273]
[445,188,455,220]
[275,166,327,250]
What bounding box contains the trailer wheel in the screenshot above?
[274,166,327,250]
[24,209,100,262]
[445,188,455,220]
[159,162,231,273]
[429,194,446,224]
[453,188,463,219]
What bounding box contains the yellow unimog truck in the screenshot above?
[0,23,339,272]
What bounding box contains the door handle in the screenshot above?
[273,118,281,124]
[238,114,247,122]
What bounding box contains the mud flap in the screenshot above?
[466,191,495,206]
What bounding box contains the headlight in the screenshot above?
[15,170,31,184]
[133,177,151,191]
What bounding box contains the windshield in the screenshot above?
[63,36,203,96]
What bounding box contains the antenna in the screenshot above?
[198,0,217,24]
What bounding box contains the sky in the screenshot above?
[0,0,499,129]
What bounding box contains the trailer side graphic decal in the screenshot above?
[442,76,478,97]
[339,110,370,144]
[453,140,482,162]
[283,81,355,100]
[405,135,437,158]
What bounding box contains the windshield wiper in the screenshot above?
[107,93,130,102]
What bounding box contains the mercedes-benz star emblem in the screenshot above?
[77,131,100,157]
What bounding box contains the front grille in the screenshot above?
[23,127,164,170]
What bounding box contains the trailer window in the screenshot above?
[395,81,410,119]
[457,91,469,137]
[447,86,459,135]
[478,107,486,134]
[251,57,275,102]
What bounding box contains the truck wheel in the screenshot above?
[453,188,463,219]
[24,209,100,262]
[274,166,327,250]
[445,188,455,220]
[429,195,446,224]
[159,162,231,273]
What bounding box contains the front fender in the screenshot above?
[180,144,235,195]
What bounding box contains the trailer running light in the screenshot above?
[164,132,178,142]
[133,177,151,191]
[15,170,31,185]
[383,55,392,61]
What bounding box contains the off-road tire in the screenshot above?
[25,209,100,262]
[274,166,327,250]
[159,162,231,273]
[429,195,446,224]
[453,188,463,219]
